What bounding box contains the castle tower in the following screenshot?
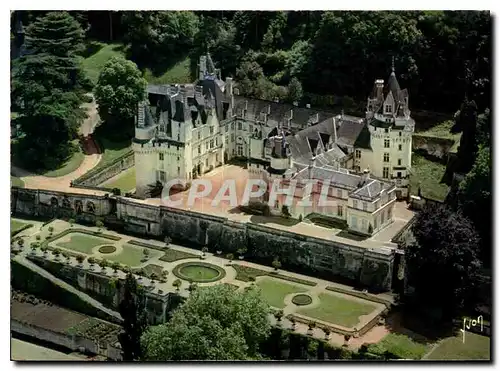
[365,58,415,199]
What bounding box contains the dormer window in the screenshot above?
[385,104,392,113]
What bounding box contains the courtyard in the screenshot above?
[12,216,389,348]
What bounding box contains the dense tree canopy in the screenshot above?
[94,56,147,134]
[11,11,89,169]
[141,285,271,360]
[405,204,481,323]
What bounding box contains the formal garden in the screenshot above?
[11,217,389,346]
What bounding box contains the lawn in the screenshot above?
[158,248,200,262]
[297,292,375,328]
[42,147,85,177]
[414,120,461,141]
[231,264,317,286]
[143,57,192,85]
[367,333,431,360]
[11,176,24,188]
[410,153,450,201]
[107,243,162,267]
[11,219,31,235]
[82,42,126,84]
[55,233,116,255]
[101,167,136,192]
[426,333,490,360]
[256,277,308,309]
[94,136,133,170]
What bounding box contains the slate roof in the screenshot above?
[335,115,365,148]
[351,179,396,201]
[353,125,372,150]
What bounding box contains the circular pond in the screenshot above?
[98,245,117,254]
[172,262,226,283]
[292,294,313,306]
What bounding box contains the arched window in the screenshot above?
[62,197,71,209]
[86,201,95,214]
[50,197,59,207]
[75,200,83,214]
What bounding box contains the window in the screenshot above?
[383,153,390,162]
[362,219,367,231]
[231,122,235,130]
[159,153,164,161]
[337,189,342,198]
[205,159,209,167]
[397,171,402,178]
[388,207,392,220]
[398,144,402,151]
[385,104,392,113]
[210,127,214,135]
[216,137,219,146]
[398,159,402,166]
[385,128,389,134]
[275,200,279,209]
[375,201,379,210]
[381,210,386,224]
[237,145,243,156]
[337,205,343,217]
[177,156,180,161]
[210,140,214,149]
[250,124,253,133]
[197,145,201,155]
[177,167,180,175]
[225,136,229,145]
[206,142,209,150]
[383,167,389,179]
[353,200,358,209]
[355,150,361,159]
[351,216,358,229]
[399,132,402,137]
[232,149,235,155]
[363,202,367,211]
[216,154,219,162]
[226,125,229,133]
[158,171,166,182]
[238,122,242,130]
[198,132,201,140]
[384,139,390,148]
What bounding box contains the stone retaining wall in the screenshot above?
[72,151,134,188]
[11,187,395,291]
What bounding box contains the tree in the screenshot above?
[141,284,271,360]
[76,255,85,265]
[118,272,147,361]
[88,257,96,267]
[455,146,492,264]
[94,56,147,135]
[287,77,303,103]
[173,279,182,291]
[111,261,121,273]
[404,203,481,323]
[11,12,90,169]
[99,259,108,271]
[272,258,281,271]
[453,99,479,174]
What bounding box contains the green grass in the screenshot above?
[11,219,30,235]
[410,153,449,201]
[426,333,490,360]
[41,145,85,177]
[108,244,161,267]
[101,167,136,192]
[55,233,116,255]
[82,42,126,84]
[256,277,308,309]
[95,137,133,170]
[367,333,431,360]
[143,57,192,84]
[415,120,461,140]
[11,176,24,188]
[179,265,220,280]
[297,292,375,328]
[159,249,199,262]
[231,264,317,286]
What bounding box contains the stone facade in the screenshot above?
[12,187,396,291]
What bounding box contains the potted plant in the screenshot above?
[111,262,121,275]
[164,236,171,248]
[307,321,316,336]
[69,218,75,227]
[290,318,296,331]
[99,260,108,272]
[150,273,157,286]
[35,235,41,241]
[201,247,208,259]
[324,328,331,340]
[53,248,61,260]
[95,219,104,232]
[88,257,96,270]
[237,248,247,260]
[343,334,351,347]
[173,279,182,292]
[274,310,284,324]
[226,253,234,264]
[30,242,38,255]
[41,246,48,256]
[61,251,69,262]
[272,258,281,272]
[76,254,85,266]
[17,238,24,249]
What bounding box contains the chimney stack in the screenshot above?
[308,157,315,180]
[361,168,370,184]
[333,117,338,143]
[375,79,384,100]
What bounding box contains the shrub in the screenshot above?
[226,253,234,262]
[272,258,281,271]
[17,239,24,247]
[53,248,61,257]
[202,247,208,254]
[76,255,85,264]
[173,279,182,290]
[237,248,247,256]
[143,248,150,257]
[111,262,121,272]
[69,218,75,226]
[48,226,54,233]
[164,236,171,247]
[95,219,104,230]
[35,235,41,241]
[298,214,303,222]
[88,257,96,265]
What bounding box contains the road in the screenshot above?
[11,338,83,361]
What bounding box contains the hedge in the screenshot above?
[11,223,34,237]
[325,286,392,308]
